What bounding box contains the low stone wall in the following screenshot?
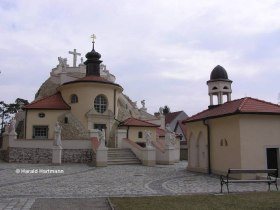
[62,149,93,163]
[3,147,93,163]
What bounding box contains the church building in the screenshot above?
[1,36,180,165]
[183,65,280,176]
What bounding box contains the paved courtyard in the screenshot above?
[0,160,277,209]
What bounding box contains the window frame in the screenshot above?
[138,131,143,139]
[94,95,108,113]
[70,94,78,104]
[32,125,49,139]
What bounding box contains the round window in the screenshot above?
[38,113,45,118]
[94,95,107,113]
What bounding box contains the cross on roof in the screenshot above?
[68,49,81,67]
[91,34,96,43]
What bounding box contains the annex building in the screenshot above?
[183,66,280,176]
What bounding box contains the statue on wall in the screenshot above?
[53,122,62,147]
[141,100,146,108]
[144,130,153,148]
[165,124,176,146]
[98,129,106,148]
[4,123,9,134]
[10,118,16,134]
[58,57,68,71]
[159,107,164,115]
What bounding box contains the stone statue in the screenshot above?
[98,129,106,148]
[4,123,9,134]
[58,57,68,70]
[159,107,164,115]
[141,100,146,108]
[144,130,153,148]
[165,124,176,146]
[132,101,137,108]
[10,118,16,133]
[53,122,62,147]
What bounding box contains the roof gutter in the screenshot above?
[203,119,211,174]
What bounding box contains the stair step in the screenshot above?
[106,148,141,165]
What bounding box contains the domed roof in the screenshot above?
[210,65,229,80]
[85,49,101,60]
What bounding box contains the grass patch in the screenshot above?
[110,192,280,210]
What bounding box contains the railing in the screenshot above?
[152,140,165,153]
[122,138,144,160]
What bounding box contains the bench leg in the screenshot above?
[275,181,278,191]
[226,183,229,194]
[268,182,271,191]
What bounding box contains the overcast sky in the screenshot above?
[0,0,280,116]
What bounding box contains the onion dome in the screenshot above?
[84,35,103,76]
[210,65,229,80]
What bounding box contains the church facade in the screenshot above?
[183,66,280,177]
[1,37,181,165]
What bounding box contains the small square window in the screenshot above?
[33,126,48,139]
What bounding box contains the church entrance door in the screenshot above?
[94,124,107,145]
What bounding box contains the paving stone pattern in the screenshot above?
[0,160,276,209]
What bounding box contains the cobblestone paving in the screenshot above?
[0,160,277,209]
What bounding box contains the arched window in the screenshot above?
[223,86,229,89]
[138,131,143,138]
[94,95,107,113]
[70,94,78,103]
[212,87,218,90]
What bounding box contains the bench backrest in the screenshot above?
[228,169,278,177]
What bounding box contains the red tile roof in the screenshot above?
[24,92,71,110]
[63,75,123,89]
[119,118,160,127]
[184,97,280,123]
[165,111,184,124]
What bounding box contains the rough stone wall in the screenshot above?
[62,149,93,163]
[6,147,52,163]
[4,147,93,163]
[58,113,89,140]
[35,78,60,100]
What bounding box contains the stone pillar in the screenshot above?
[52,122,62,165]
[94,129,108,167]
[142,147,156,166]
[52,146,62,165]
[116,129,127,148]
[228,93,231,102]
[95,147,108,167]
[209,94,213,105]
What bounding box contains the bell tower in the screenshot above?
[207,65,232,106]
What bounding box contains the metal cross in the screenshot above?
[68,49,81,67]
[91,34,96,43]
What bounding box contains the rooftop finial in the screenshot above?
[91,34,96,50]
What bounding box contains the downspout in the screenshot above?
[24,109,28,139]
[203,119,211,174]
[113,89,116,116]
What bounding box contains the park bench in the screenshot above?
[220,169,278,193]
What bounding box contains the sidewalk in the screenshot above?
[0,161,275,209]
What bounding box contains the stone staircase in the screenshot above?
[107,148,142,165]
